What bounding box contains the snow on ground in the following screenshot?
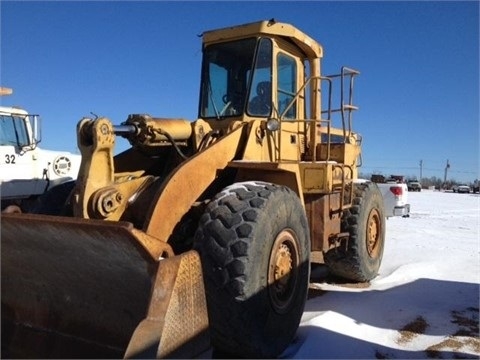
[285,190,480,359]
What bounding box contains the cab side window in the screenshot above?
[247,38,273,117]
[277,53,297,119]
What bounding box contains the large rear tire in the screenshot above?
[324,182,386,282]
[194,181,310,358]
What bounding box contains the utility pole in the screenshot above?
[443,159,450,188]
[419,160,423,181]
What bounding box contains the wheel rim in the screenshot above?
[268,229,300,314]
[366,209,382,258]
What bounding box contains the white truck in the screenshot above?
[370,175,410,218]
[0,104,81,212]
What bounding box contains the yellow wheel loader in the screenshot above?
[1,19,386,359]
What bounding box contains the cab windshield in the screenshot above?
[199,37,273,119]
[0,114,31,147]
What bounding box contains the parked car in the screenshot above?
[453,184,471,193]
[407,181,422,192]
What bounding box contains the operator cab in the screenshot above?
[199,33,300,121]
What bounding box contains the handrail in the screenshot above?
[278,67,359,137]
[274,66,360,209]
[275,67,359,163]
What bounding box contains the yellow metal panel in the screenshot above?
[241,121,272,161]
[303,167,325,190]
[317,143,360,167]
[299,162,335,193]
[279,121,302,161]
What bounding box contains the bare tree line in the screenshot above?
[360,172,477,190]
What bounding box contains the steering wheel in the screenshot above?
[219,94,233,116]
[220,101,232,116]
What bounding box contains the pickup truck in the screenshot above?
[368,175,410,218]
[407,180,422,192]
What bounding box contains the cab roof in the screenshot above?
[202,19,323,59]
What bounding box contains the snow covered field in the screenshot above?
[286,190,480,359]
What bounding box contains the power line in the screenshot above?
[361,166,476,174]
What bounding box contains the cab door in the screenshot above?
[0,114,43,198]
[274,41,306,161]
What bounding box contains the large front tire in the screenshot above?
[324,182,386,282]
[194,182,310,358]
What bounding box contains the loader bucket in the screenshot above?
[1,213,210,359]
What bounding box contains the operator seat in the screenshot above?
[248,81,272,116]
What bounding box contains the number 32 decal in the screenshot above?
[4,154,16,164]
